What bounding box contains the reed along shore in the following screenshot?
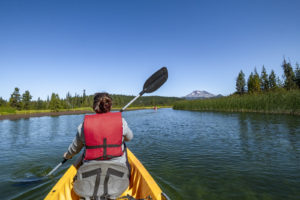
[173,90,300,115]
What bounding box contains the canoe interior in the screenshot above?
[44,149,164,200]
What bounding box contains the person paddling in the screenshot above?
[63,93,133,200]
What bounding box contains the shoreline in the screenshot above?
[0,107,170,121]
[0,110,94,121]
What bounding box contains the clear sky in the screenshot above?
[1,0,300,100]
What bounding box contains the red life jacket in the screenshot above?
[83,112,124,160]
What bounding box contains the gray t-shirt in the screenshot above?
[66,118,133,163]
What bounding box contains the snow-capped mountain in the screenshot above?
[185,90,219,99]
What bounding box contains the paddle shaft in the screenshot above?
[47,158,67,176]
[120,94,142,112]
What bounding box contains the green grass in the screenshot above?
[173,90,300,115]
[0,107,16,115]
[0,107,93,115]
[0,106,171,116]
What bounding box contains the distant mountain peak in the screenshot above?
[185,90,217,99]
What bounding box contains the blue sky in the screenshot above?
[1,0,300,100]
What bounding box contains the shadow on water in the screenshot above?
[9,179,53,200]
[11,177,46,186]
[8,164,68,200]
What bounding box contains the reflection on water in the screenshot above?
[0,109,299,200]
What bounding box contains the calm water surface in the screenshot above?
[0,108,299,200]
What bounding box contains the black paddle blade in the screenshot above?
[141,67,168,95]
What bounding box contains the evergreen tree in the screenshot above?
[253,68,261,92]
[49,93,61,112]
[66,92,72,108]
[82,89,87,106]
[277,77,284,88]
[269,70,278,90]
[35,97,44,110]
[236,70,246,95]
[22,90,32,110]
[282,59,297,90]
[9,87,22,110]
[295,63,300,89]
[247,72,255,93]
[260,66,269,91]
[0,97,7,107]
[247,69,261,93]
[74,93,81,107]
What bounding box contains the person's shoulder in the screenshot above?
[77,122,85,142]
[77,123,84,134]
[122,118,127,124]
[122,118,128,127]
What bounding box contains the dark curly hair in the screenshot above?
[93,93,112,113]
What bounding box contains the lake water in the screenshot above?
[0,108,299,200]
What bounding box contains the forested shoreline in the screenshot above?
[0,90,181,115]
[174,59,300,115]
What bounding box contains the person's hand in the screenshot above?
[63,152,72,160]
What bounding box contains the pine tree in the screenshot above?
[247,69,261,93]
[66,92,72,108]
[35,97,44,110]
[253,68,261,92]
[295,63,300,89]
[0,97,7,107]
[22,90,32,110]
[277,77,284,88]
[236,70,246,95]
[260,66,269,91]
[282,59,297,90]
[247,72,255,93]
[82,89,89,107]
[9,87,22,110]
[49,93,61,112]
[269,70,278,90]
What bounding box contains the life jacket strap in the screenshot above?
[85,138,125,160]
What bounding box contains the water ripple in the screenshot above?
[0,109,300,199]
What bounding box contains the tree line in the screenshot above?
[236,59,300,94]
[0,89,181,112]
[173,58,300,115]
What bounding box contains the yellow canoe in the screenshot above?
[44,149,170,200]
